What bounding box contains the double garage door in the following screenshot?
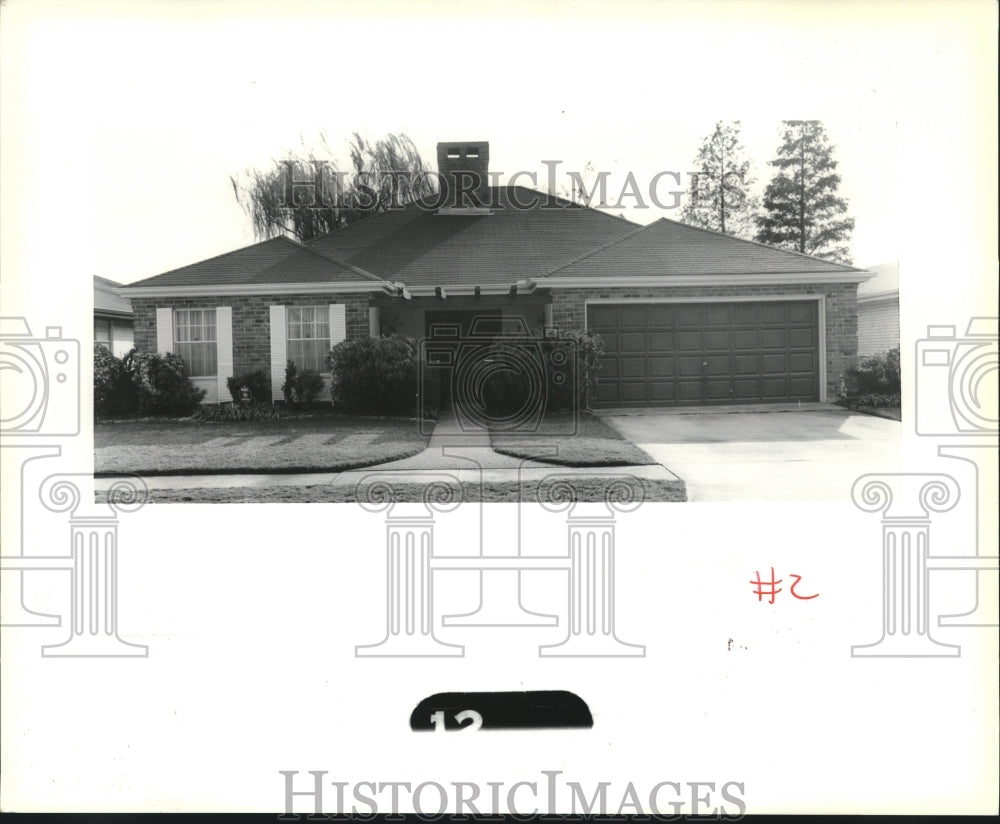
[588,300,820,408]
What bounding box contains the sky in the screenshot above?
[0,0,923,287]
[0,0,994,302]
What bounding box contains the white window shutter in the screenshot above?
[329,303,347,347]
[155,308,173,354]
[269,305,287,402]
[216,306,233,402]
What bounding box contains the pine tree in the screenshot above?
[756,120,855,263]
[680,121,759,238]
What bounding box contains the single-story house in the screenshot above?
[121,140,871,409]
[94,275,135,358]
[856,261,899,357]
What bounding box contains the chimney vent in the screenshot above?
[436,141,491,211]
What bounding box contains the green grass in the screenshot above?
[95,476,687,504]
[94,415,430,475]
[490,412,657,466]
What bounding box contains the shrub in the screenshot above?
[328,335,418,415]
[840,347,901,409]
[476,332,605,421]
[128,351,206,416]
[196,403,280,422]
[281,360,326,407]
[227,370,270,404]
[93,344,137,417]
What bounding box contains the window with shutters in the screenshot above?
[94,319,112,349]
[286,306,331,372]
[173,309,218,377]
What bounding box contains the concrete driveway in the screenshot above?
[602,404,902,502]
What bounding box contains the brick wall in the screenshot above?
[131,292,371,395]
[858,296,900,356]
[549,283,860,401]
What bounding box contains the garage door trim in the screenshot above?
[584,295,828,403]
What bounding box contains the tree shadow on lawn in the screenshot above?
[94,416,431,475]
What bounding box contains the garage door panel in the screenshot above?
[648,357,674,377]
[703,330,732,350]
[620,357,647,378]
[733,354,759,374]
[761,354,788,374]
[647,331,673,352]
[620,382,648,402]
[588,305,619,328]
[586,301,819,408]
[789,328,815,348]
[760,329,787,348]
[676,331,703,351]
[620,332,647,352]
[619,306,648,327]
[677,356,703,377]
[598,356,619,378]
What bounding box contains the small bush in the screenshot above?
[94,344,137,417]
[840,347,901,409]
[328,335,418,415]
[196,403,280,422]
[227,370,270,404]
[129,351,206,416]
[281,360,326,407]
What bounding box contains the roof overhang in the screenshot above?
[394,281,537,297]
[120,281,393,298]
[530,271,873,289]
[858,289,899,303]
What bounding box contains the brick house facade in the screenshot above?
[121,140,871,409]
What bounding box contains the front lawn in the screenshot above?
[94,415,429,475]
[490,412,657,466]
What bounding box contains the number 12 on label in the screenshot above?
[429,710,483,731]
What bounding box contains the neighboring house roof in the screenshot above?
[541,218,866,280]
[858,261,899,301]
[126,236,386,289]
[307,187,640,286]
[94,275,134,317]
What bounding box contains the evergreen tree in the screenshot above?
[680,121,759,238]
[756,120,855,263]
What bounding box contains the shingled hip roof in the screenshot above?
[536,218,870,281]
[124,236,387,290]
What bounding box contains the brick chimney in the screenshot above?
[436,141,491,210]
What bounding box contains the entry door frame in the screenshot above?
[583,295,828,403]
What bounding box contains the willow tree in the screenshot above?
[230,131,435,242]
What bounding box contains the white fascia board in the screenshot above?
[858,289,900,303]
[403,284,535,297]
[532,271,874,288]
[122,281,390,298]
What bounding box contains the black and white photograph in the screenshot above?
[1,0,996,817]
